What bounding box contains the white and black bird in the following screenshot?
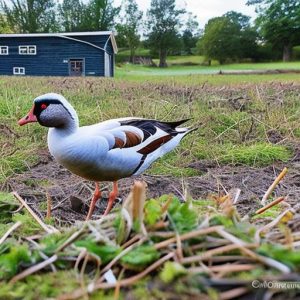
[18,93,194,220]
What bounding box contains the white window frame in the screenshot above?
[0,46,9,55]
[19,45,36,55]
[13,67,25,75]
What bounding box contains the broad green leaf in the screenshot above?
[168,198,198,233]
[144,199,162,226]
[209,215,234,228]
[75,240,121,264]
[160,262,187,283]
[121,245,159,270]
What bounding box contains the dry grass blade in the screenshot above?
[154,226,224,250]
[122,180,147,235]
[0,221,22,245]
[120,234,142,249]
[256,196,285,215]
[255,209,293,243]
[181,243,257,264]
[59,252,175,300]
[215,227,248,247]
[12,191,59,234]
[10,254,58,284]
[254,254,290,273]
[219,287,249,300]
[132,181,146,223]
[188,264,257,274]
[46,191,52,219]
[261,167,288,205]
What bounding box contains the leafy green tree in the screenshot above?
[224,11,258,60]
[58,0,87,32]
[197,11,257,64]
[116,0,143,62]
[1,0,59,33]
[87,0,120,31]
[0,14,13,33]
[146,0,185,67]
[247,0,300,61]
[197,17,240,64]
[182,12,201,54]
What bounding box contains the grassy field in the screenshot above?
[1,70,300,182]
[116,62,300,82]
[1,62,300,299]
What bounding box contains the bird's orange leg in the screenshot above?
[103,181,118,216]
[85,182,101,221]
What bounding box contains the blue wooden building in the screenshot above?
[0,31,117,77]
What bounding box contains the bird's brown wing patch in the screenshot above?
[113,137,125,149]
[124,131,142,147]
[137,135,172,155]
[112,131,142,149]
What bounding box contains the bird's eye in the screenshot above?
[41,103,48,110]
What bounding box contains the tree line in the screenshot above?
[0,0,299,67]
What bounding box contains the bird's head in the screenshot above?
[18,93,78,128]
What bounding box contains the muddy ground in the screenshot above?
[2,148,300,230]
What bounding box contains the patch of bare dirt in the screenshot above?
[2,152,300,228]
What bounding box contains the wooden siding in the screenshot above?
[0,34,115,77]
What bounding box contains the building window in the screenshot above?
[0,46,8,55]
[13,67,25,75]
[19,45,36,55]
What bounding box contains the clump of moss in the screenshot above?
[220,143,292,166]
[0,271,81,299]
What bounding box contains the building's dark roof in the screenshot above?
[0,31,118,53]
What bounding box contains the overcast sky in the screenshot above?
[115,0,257,28]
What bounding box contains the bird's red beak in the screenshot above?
[18,105,37,126]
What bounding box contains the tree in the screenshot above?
[197,12,257,64]
[87,0,120,31]
[146,0,185,67]
[182,13,201,54]
[58,0,88,32]
[116,0,142,62]
[0,14,13,33]
[247,0,300,61]
[1,0,59,33]
[224,11,258,60]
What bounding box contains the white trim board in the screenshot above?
[0,31,118,53]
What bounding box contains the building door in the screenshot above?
[69,59,84,76]
[104,53,111,77]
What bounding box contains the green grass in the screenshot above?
[1,61,300,181]
[220,143,292,166]
[115,60,300,79]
